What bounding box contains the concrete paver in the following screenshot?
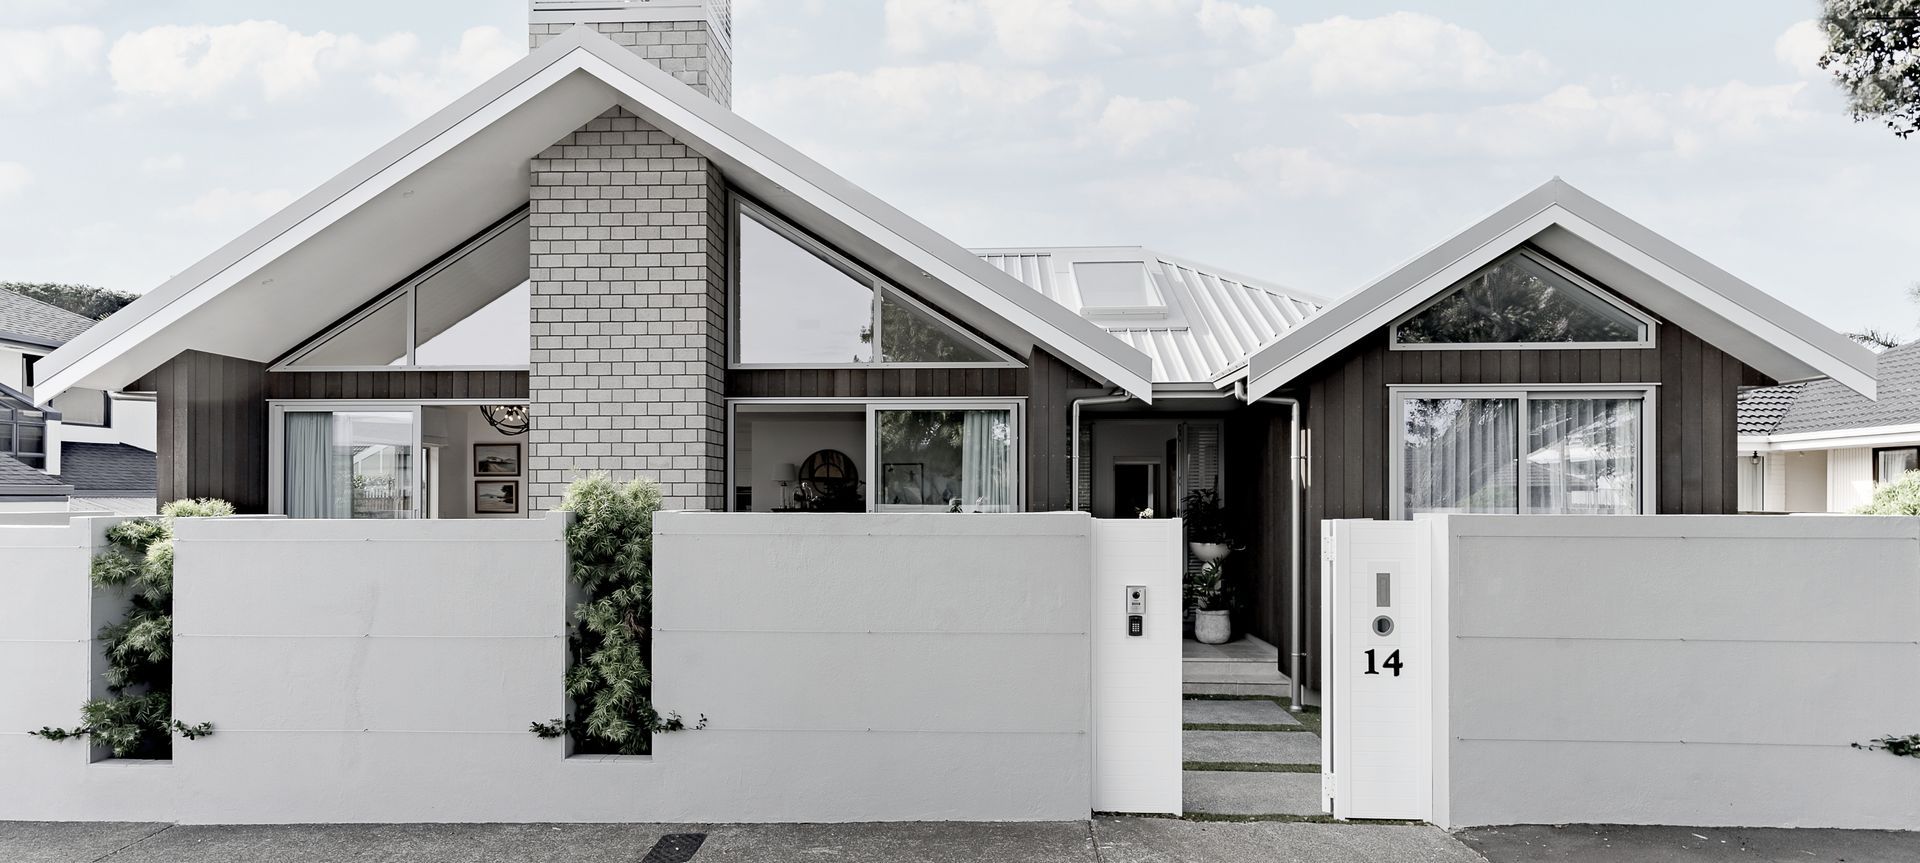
[0,822,172,863]
[1096,817,1486,863]
[1180,770,1324,817]
[1183,682,1290,697]
[1459,823,1920,863]
[1184,730,1320,765]
[1183,698,1299,726]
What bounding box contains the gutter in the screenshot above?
[1236,380,1307,712]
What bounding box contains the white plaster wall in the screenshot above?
[1827,447,1874,512]
[0,516,179,822]
[1090,518,1183,814]
[1434,515,1920,830]
[1783,450,1828,512]
[0,344,30,392]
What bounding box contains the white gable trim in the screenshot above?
[1245,180,1876,402]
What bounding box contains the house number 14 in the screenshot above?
[1363,649,1404,677]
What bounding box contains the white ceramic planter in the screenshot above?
[1194,609,1231,644]
[1189,542,1231,563]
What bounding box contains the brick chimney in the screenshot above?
[529,0,732,107]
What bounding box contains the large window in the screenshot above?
[277,408,418,518]
[731,200,1015,368]
[728,400,1022,513]
[1874,446,1920,484]
[874,407,1017,512]
[1393,249,1654,349]
[0,405,48,468]
[278,212,530,370]
[1395,388,1651,517]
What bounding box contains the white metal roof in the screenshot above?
[974,247,1323,385]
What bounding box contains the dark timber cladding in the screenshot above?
[725,368,1025,399]
[1277,321,1772,691]
[134,350,270,513]
[1025,348,1099,513]
[266,371,530,400]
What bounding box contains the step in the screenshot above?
[1183,661,1289,685]
[1184,731,1320,766]
[1183,699,1300,727]
[1184,682,1291,698]
[1182,770,1324,817]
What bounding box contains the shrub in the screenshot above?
[33,499,231,758]
[531,473,701,754]
[1857,471,1920,515]
[1181,488,1231,545]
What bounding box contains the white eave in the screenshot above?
[1244,178,1878,402]
[35,25,1154,403]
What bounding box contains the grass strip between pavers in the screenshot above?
[1183,692,1321,735]
[1183,761,1318,773]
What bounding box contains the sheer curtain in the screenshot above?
[1527,398,1640,514]
[960,410,1014,512]
[1403,398,1518,515]
[284,412,344,518]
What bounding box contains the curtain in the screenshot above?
[1527,399,1640,514]
[1402,398,1518,515]
[284,412,340,518]
[960,410,1014,513]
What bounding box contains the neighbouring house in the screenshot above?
[1,289,156,513]
[1737,340,1920,512]
[29,0,1876,700]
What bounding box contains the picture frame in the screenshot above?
[474,480,520,515]
[881,462,926,506]
[474,443,521,477]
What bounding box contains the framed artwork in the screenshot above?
[881,462,925,506]
[474,480,520,514]
[474,443,521,477]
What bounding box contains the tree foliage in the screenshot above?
[0,282,139,321]
[530,473,701,754]
[32,499,232,758]
[1394,258,1639,346]
[1818,0,1920,138]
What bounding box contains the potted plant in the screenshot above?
[1188,560,1232,644]
[1181,488,1232,563]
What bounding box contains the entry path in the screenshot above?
[1181,636,1323,818]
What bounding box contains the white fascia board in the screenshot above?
[1748,423,1920,452]
[1246,178,1877,402]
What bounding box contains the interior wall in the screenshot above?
[1089,421,1178,518]
[733,411,865,512]
[462,408,528,519]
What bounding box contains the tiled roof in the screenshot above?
[1768,341,1920,436]
[0,289,95,348]
[0,454,72,496]
[1736,382,1804,436]
[59,443,157,495]
[975,248,1322,384]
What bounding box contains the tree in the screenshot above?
[1,282,138,321]
[1844,282,1920,350]
[1817,1,1920,138]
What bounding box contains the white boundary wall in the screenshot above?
[1325,515,1920,831]
[5,511,1182,823]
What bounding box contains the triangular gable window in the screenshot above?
[1392,249,1653,348]
[279,211,531,369]
[733,200,1014,367]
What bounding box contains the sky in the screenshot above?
[0,0,1916,339]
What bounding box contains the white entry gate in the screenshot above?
[1320,518,1434,822]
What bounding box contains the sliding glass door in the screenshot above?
[872,406,1018,512]
[280,409,419,518]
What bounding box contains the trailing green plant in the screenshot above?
[1180,488,1231,545]
[1854,734,1920,758]
[32,499,231,758]
[1856,470,1920,514]
[530,473,702,754]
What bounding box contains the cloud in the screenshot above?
[1083,169,1248,218]
[1233,145,1360,198]
[883,0,983,55]
[1227,12,1553,100]
[0,162,31,199]
[1775,19,1828,79]
[370,26,520,119]
[1195,0,1281,50]
[744,62,1105,146]
[1343,81,1809,159]
[1095,96,1196,155]
[138,153,187,175]
[165,187,296,223]
[0,26,104,103]
[0,0,104,23]
[109,21,414,103]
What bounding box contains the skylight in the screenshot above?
[1072,261,1164,316]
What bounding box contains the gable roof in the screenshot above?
[60,442,157,496]
[1244,178,1877,402]
[34,25,1154,403]
[0,455,71,499]
[1744,341,1920,439]
[976,247,1324,385]
[0,289,95,350]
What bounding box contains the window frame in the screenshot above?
[728,196,1021,370]
[1389,247,1659,352]
[1872,445,1920,484]
[1388,383,1659,519]
[725,397,1026,513]
[267,398,529,518]
[271,210,532,373]
[0,404,48,467]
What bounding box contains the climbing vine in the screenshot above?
[33,499,231,758]
[530,473,702,754]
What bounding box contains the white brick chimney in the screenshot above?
[529,0,732,106]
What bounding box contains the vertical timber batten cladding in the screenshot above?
[133,350,270,513]
[265,371,529,401]
[1278,318,1771,691]
[1026,348,1102,513]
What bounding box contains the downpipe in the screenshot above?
[1236,381,1307,712]
[1070,391,1132,511]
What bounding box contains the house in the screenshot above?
[0,289,156,513]
[29,0,1875,703]
[1737,341,1920,512]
